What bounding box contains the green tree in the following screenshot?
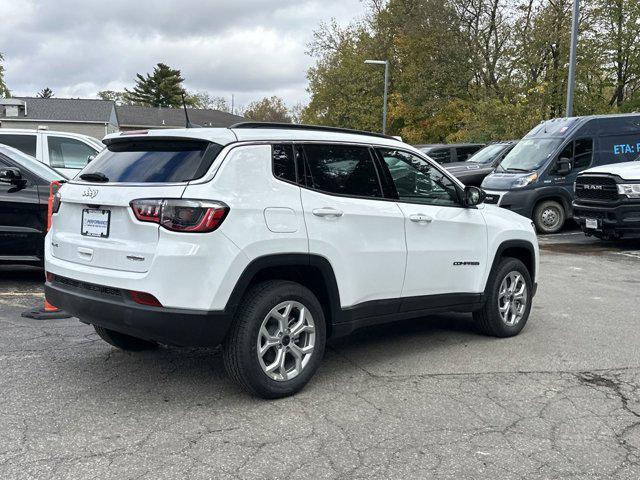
[0,53,10,97]
[187,91,230,111]
[37,87,54,98]
[592,0,640,108]
[303,0,640,143]
[243,96,292,122]
[97,90,131,105]
[124,63,188,107]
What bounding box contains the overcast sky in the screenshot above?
[0,0,365,109]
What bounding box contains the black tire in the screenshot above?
[473,257,533,337]
[93,325,158,351]
[223,280,326,399]
[533,200,565,234]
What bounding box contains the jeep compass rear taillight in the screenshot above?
[130,199,229,233]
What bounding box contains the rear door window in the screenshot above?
[79,139,222,183]
[0,134,37,157]
[302,144,382,198]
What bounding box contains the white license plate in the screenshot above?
[81,209,110,238]
[585,218,599,230]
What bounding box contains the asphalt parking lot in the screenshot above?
[1,230,640,479]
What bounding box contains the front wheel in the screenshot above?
[534,200,565,234]
[473,258,533,337]
[222,280,326,399]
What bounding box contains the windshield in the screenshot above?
[0,145,66,182]
[79,139,222,183]
[499,138,562,171]
[468,144,507,165]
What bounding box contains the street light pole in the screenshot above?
[566,0,579,117]
[365,59,389,134]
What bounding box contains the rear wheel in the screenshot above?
[534,200,565,234]
[93,325,157,351]
[473,257,532,337]
[223,280,326,399]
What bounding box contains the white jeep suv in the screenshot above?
[45,123,539,398]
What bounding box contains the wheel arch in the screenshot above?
[224,254,342,336]
[485,240,536,293]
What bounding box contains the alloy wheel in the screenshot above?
[497,271,528,326]
[256,301,316,381]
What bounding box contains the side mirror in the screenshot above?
[0,167,22,184]
[87,155,95,163]
[555,157,572,175]
[464,186,486,207]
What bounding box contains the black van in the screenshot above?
[480,114,640,233]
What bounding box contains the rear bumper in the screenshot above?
[45,275,233,347]
[573,201,640,238]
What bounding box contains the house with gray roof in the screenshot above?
[0,97,118,138]
[0,97,246,139]
[116,105,245,130]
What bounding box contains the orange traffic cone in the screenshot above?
[22,181,72,320]
[22,299,71,320]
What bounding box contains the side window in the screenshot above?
[272,144,296,183]
[377,148,460,206]
[573,139,593,170]
[0,134,37,157]
[47,136,98,169]
[457,146,481,161]
[557,139,593,171]
[426,148,452,164]
[302,144,382,198]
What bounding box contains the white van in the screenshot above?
[0,128,103,177]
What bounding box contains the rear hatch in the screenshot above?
[50,138,222,273]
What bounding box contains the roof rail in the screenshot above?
[229,122,398,141]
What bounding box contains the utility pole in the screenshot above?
[231,94,235,115]
[566,0,579,117]
[365,60,390,134]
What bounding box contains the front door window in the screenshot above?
[377,148,460,206]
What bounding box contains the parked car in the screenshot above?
[0,144,66,265]
[481,114,640,233]
[573,161,640,239]
[445,141,517,186]
[414,143,485,164]
[0,128,103,178]
[45,123,539,398]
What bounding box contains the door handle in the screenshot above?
[409,214,433,223]
[312,207,344,218]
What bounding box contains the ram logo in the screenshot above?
[453,261,480,266]
[583,184,603,190]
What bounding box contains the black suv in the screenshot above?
[445,141,517,186]
[0,144,65,265]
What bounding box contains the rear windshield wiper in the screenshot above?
[80,172,109,182]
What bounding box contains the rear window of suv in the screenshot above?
[80,139,222,183]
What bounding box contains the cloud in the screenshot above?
[0,0,365,107]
